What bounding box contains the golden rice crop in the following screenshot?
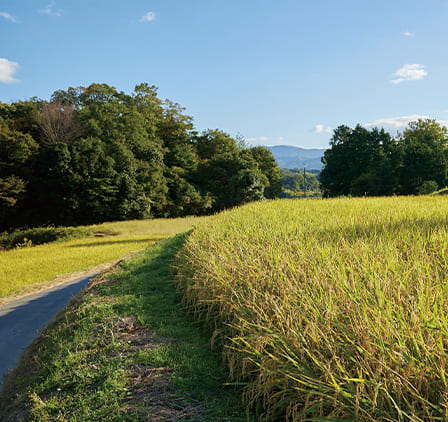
[176,197,448,421]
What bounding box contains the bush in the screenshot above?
[417,180,438,195]
[0,226,93,250]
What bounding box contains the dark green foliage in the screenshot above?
[230,168,266,204]
[27,142,73,226]
[0,176,27,209]
[320,124,403,197]
[68,137,151,223]
[0,124,39,179]
[0,225,93,250]
[417,180,439,195]
[0,83,281,229]
[0,99,42,142]
[279,168,320,198]
[0,125,39,227]
[250,146,282,198]
[321,119,448,197]
[192,129,273,210]
[399,119,448,194]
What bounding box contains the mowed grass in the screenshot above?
[176,196,448,421]
[0,216,204,298]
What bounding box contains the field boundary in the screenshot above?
[0,250,143,306]
[0,235,250,421]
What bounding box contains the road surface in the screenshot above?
[0,272,99,385]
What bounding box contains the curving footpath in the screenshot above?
[0,272,99,386]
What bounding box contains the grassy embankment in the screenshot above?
[0,235,250,420]
[176,196,448,421]
[0,217,203,299]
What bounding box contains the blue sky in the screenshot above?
[1,0,448,148]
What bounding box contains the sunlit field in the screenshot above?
[176,197,448,421]
[0,216,204,298]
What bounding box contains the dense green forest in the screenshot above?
[320,119,448,197]
[0,83,282,230]
[278,168,320,198]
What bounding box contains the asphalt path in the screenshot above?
[0,272,99,385]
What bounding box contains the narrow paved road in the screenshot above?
[0,272,99,385]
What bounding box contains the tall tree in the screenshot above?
[39,101,84,145]
[399,119,448,194]
[0,82,284,229]
[0,125,39,228]
[250,146,282,198]
[192,130,280,210]
[52,83,169,215]
[0,99,42,142]
[320,125,400,197]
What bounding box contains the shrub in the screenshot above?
[417,180,438,195]
[0,226,92,250]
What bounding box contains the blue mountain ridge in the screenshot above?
[267,145,326,170]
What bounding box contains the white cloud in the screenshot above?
[245,136,285,145]
[403,31,414,38]
[0,12,16,23]
[364,115,427,130]
[139,11,156,23]
[313,124,332,134]
[391,64,427,84]
[39,2,62,17]
[246,136,270,142]
[364,115,448,132]
[0,58,20,84]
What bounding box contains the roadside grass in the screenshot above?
[0,234,250,421]
[176,196,448,421]
[0,216,204,299]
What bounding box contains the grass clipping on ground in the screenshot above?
[0,235,248,421]
[176,196,448,421]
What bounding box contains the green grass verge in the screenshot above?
[0,234,250,421]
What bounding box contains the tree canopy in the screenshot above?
[320,119,447,197]
[0,83,281,230]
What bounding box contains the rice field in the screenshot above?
[0,216,203,298]
[176,196,448,421]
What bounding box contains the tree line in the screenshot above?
[320,119,448,197]
[279,168,320,198]
[0,83,281,230]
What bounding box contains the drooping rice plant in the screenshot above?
[176,197,448,421]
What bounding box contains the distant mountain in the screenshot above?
[267,145,326,170]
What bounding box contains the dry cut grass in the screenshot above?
[176,197,448,421]
[0,216,203,299]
